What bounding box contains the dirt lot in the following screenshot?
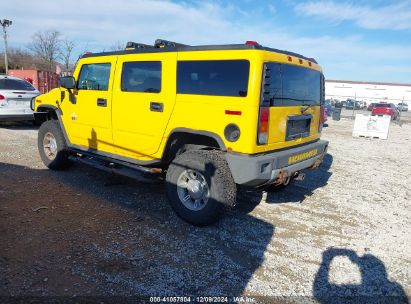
[0,119,410,302]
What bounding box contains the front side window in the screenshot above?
[177,60,250,97]
[77,63,111,91]
[0,79,36,91]
[121,61,161,93]
[264,63,321,106]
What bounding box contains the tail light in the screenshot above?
[258,107,269,145]
[319,105,326,132]
[0,94,4,100]
[245,41,259,45]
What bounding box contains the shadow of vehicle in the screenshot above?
[313,248,409,304]
[236,153,333,214]
[0,161,274,297]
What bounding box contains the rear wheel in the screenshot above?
[165,150,236,226]
[38,120,72,170]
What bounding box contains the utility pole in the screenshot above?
[0,19,12,75]
[352,93,356,119]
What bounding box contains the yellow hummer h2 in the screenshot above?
[34,39,328,226]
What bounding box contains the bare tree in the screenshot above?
[59,39,76,72]
[109,41,124,51]
[1,47,48,71]
[29,30,61,71]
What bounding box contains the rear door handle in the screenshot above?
[97,98,107,107]
[150,102,163,112]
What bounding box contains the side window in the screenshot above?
[177,60,249,97]
[265,63,282,102]
[121,61,161,93]
[77,63,111,91]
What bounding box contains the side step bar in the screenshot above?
[68,154,162,183]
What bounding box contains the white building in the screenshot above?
[325,80,411,105]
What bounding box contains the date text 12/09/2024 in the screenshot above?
[149,296,256,303]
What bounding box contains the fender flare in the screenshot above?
[161,128,226,163]
[167,128,226,150]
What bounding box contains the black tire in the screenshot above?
[38,120,72,170]
[165,150,236,226]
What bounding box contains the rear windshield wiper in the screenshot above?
[301,103,314,113]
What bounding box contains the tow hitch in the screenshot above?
[311,153,324,169]
[294,172,305,181]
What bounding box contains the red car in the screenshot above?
[367,103,376,111]
[371,103,400,120]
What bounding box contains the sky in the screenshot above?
[2,0,411,83]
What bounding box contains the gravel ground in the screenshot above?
[0,119,410,302]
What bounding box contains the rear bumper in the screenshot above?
[225,140,329,187]
[372,111,393,116]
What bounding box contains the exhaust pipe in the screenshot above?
[294,172,305,181]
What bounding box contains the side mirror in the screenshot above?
[60,76,76,89]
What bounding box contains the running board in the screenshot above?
[68,155,162,183]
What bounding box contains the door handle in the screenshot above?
[150,102,163,112]
[97,98,107,107]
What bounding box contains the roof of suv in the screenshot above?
[82,43,314,62]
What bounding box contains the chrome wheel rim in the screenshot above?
[176,169,209,211]
[43,132,58,160]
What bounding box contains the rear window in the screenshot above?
[0,78,36,91]
[264,63,321,106]
[177,60,249,97]
[375,103,392,108]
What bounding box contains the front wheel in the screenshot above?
[38,120,72,170]
[165,150,236,226]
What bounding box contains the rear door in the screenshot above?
[111,52,176,160]
[262,62,322,148]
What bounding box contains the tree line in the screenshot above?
[0,29,126,74]
[0,30,76,74]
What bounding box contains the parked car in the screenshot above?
[367,103,376,111]
[397,102,408,112]
[345,100,362,110]
[0,75,40,122]
[371,103,400,120]
[324,100,334,116]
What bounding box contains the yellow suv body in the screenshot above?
[34,40,328,226]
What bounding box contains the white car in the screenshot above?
[397,102,408,112]
[0,75,40,122]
